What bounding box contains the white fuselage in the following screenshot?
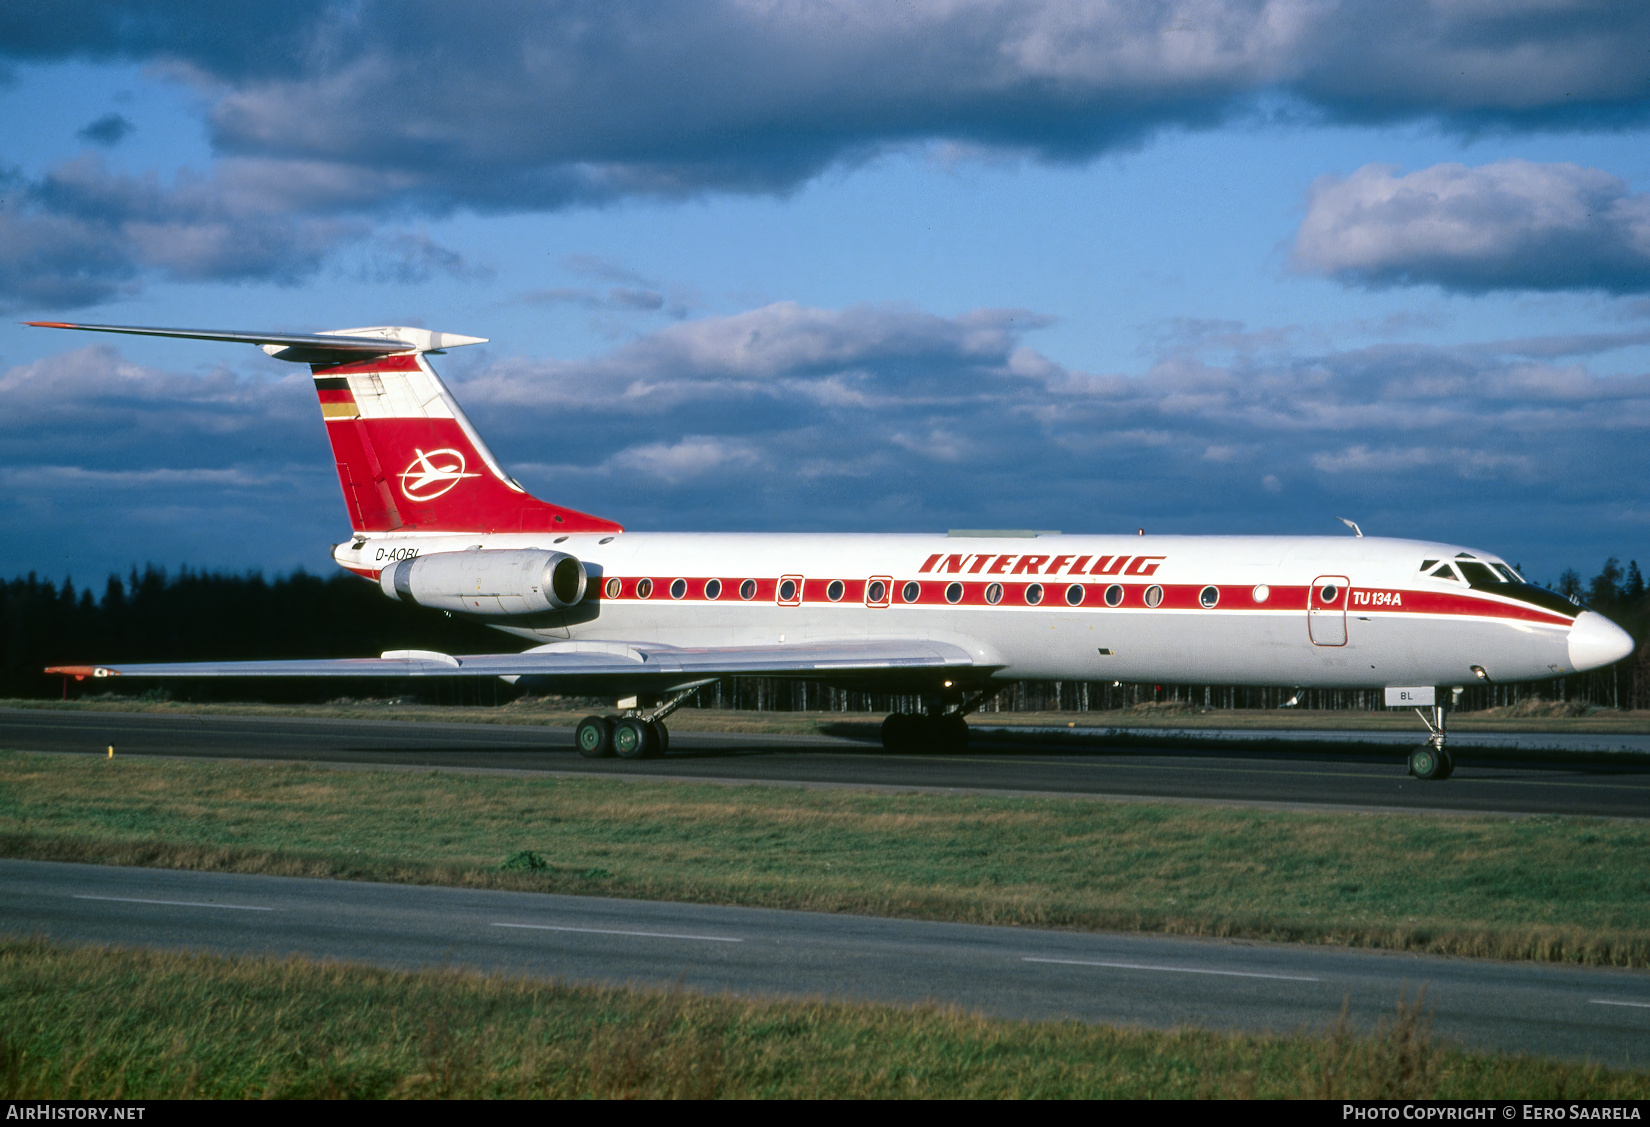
[335,531,1606,690]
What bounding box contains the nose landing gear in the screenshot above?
[1408,704,1455,781]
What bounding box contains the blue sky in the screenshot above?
[2,1,1648,586]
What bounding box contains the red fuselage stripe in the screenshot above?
[584,578,1574,626]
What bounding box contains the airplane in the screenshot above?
[29,320,1637,781]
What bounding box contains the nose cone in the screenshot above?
[1567,610,1636,672]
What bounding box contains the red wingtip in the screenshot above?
[24,321,79,329]
[45,665,118,678]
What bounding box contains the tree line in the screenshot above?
[0,566,503,702]
[1,558,1645,710]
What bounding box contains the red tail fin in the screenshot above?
[314,353,621,534]
[21,319,616,535]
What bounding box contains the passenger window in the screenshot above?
[901,580,921,603]
[739,579,757,600]
[1024,583,1044,606]
[704,578,722,600]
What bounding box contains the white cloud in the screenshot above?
[609,437,763,483]
[0,155,473,309]
[1308,444,1534,479]
[1293,160,1650,294]
[0,343,310,430]
[0,465,281,489]
[890,428,972,463]
[9,3,1650,306]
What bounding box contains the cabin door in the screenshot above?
[1308,576,1349,646]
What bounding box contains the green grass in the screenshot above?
[3,751,1648,966]
[1,938,1641,1098]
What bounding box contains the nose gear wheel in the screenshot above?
[1408,704,1455,780]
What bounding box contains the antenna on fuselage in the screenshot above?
[1337,517,1364,538]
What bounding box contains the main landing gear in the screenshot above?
[576,713,669,759]
[881,711,970,754]
[1407,703,1455,781]
[576,684,704,760]
[880,688,1000,754]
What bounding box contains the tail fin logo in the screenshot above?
[399,448,480,501]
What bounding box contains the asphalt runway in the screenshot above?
[4,708,1648,817]
[5,858,1646,1066]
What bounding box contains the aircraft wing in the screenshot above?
[46,638,984,691]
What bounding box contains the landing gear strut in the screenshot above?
[880,687,1001,754]
[575,682,709,760]
[1408,704,1455,781]
[880,711,970,753]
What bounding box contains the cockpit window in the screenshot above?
[1442,559,1580,617]
[1406,552,1572,615]
[1457,561,1503,586]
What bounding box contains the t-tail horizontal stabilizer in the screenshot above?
[24,321,487,365]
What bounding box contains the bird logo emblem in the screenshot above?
[399,448,479,501]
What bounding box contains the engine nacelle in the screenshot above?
[379,549,588,616]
